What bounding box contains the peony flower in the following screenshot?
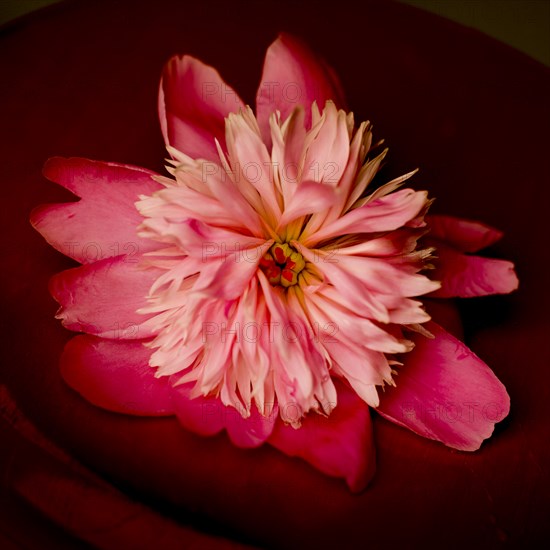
[30,34,518,491]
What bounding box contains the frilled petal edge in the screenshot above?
[30,157,161,263]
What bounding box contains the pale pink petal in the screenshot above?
[31,157,161,263]
[258,274,328,418]
[269,380,376,492]
[194,241,272,300]
[324,340,392,406]
[146,218,266,259]
[377,294,431,324]
[301,101,350,185]
[160,55,244,161]
[328,253,440,297]
[60,336,173,415]
[427,215,503,252]
[138,185,254,233]
[429,242,519,298]
[296,244,390,322]
[256,33,346,144]
[305,189,428,246]
[225,111,282,220]
[49,257,162,339]
[306,290,412,354]
[170,383,275,447]
[278,181,338,227]
[269,106,306,198]
[377,322,510,451]
[333,228,420,257]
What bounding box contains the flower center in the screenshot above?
[260,242,306,287]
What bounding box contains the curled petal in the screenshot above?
[146,218,266,259]
[60,336,174,416]
[256,33,346,144]
[430,242,519,298]
[278,181,338,227]
[30,157,161,263]
[427,215,503,252]
[50,257,162,339]
[159,55,244,161]
[305,188,428,246]
[377,322,510,451]
[194,241,273,300]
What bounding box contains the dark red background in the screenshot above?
[1,0,549,547]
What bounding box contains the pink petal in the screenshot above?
[333,228,420,257]
[279,181,338,226]
[256,33,346,144]
[170,384,275,448]
[159,218,266,259]
[377,294,431,324]
[427,215,503,252]
[305,188,428,246]
[269,380,376,492]
[224,405,277,448]
[307,290,412,354]
[30,157,161,263]
[170,384,225,437]
[225,111,282,220]
[269,106,306,198]
[194,241,272,300]
[301,101,350,185]
[60,336,173,416]
[377,322,510,451]
[430,242,519,298]
[328,253,440,297]
[324,340,392,406]
[160,55,244,161]
[49,257,162,339]
[296,245,390,322]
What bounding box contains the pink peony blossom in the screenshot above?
[31,34,518,491]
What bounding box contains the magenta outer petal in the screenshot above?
[159,55,244,161]
[170,385,225,437]
[377,322,510,451]
[429,242,519,298]
[49,257,162,339]
[30,157,161,263]
[256,33,347,143]
[60,336,174,416]
[224,405,277,449]
[170,385,276,448]
[427,214,504,253]
[269,380,376,492]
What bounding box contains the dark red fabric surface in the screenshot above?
[1,0,549,547]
